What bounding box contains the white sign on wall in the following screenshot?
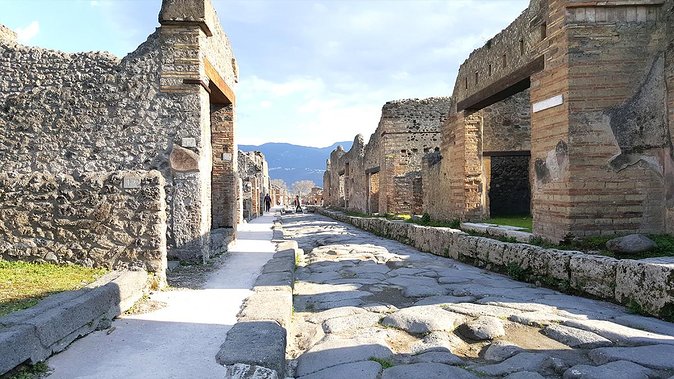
[532,94,564,113]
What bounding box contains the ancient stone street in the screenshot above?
[283,213,674,379]
[45,215,277,379]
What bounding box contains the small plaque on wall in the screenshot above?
[532,94,564,113]
[123,176,141,189]
[181,137,197,148]
[222,153,232,161]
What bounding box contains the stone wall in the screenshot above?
[319,209,674,321]
[0,0,239,262]
[0,171,166,278]
[238,151,270,221]
[324,97,450,215]
[425,0,674,241]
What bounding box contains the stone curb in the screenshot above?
[318,208,674,321]
[217,219,301,378]
[0,270,148,375]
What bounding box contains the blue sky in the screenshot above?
[1,0,528,148]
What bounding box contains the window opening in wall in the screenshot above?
[502,54,507,68]
[540,23,547,40]
[475,71,479,85]
[488,64,492,76]
[345,162,350,176]
[465,77,468,89]
[519,39,524,55]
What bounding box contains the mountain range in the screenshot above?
[239,141,353,187]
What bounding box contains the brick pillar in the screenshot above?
[211,103,237,230]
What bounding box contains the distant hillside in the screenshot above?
[239,141,353,186]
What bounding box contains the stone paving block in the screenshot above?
[457,316,505,341]
[563,360,652,379]
[296,361,382,379]
[472,352,551,376]
[543,324,612,348]
[410,351,464,365]
[483,341,524,362]
[505,372,545,379]
[562,319,674,346]
[615,258,674,319]
[382,362,478,379]
[295,336,392,377]
[381,306,465,334]
[588,344,674,370]
[569,255,618,299]
[216,321,286,377]
[322,312,382,334]
[238,290,292,327]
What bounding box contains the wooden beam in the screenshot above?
[203,58,236,105]
[457,55,545,112]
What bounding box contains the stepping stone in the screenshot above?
[472,352,551,376]
[295,336,393,377]
[297,361,382,379]
[381,363,478,379]
[411,331,467,354]
[543,324,612,348]
[589,345,674,370]
[457,316,505,341]
[381,306,465,334]
[563,360,652,379]
[483,341,524,362]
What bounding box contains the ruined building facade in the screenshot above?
[0,0,240,278]
[324,98,451,215]
[238,151,270,221]
[424,0,674,241]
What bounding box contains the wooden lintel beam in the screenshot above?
[457,55,545,112]
[203,58,236,105]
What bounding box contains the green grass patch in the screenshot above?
[4,361,50,379]
[484,215,532,231]
[369,357,394,369]
[0,260,106,317]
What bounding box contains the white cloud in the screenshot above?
[15,21,39,44]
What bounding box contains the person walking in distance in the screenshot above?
[264,193,272,213]
[294,195,302,213]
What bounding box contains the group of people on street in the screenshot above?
[262,193,302,213]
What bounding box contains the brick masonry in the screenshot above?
[424,0,674,241]
[323,97,451,215]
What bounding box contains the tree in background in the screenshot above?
[291,180,315,197]
[271,179,288,191]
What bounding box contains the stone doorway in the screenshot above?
[487,154,531,217]
[367,171,380,214]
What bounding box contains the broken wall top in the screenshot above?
[0,24,16,44]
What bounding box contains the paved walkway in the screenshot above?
[284,213,674,379]
[47,214,277,379]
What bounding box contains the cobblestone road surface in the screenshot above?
[283,213,674,379]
